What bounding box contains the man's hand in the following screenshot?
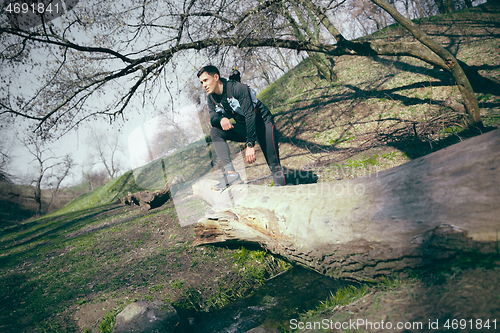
[246,147,256,164]
[220,118,234,131]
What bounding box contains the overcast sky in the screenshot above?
[8,89,201,187]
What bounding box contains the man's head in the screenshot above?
[197,65,222,95]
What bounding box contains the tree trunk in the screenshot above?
[308,52,338,82]
[435,0,456,13]
[34,179,42,214]
[284,2,337,82]
[34,168,43,214]
[413,0,425,18]
[371,0,482,127]
[193,129,500,280]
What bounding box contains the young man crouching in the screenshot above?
[197,65,286,191]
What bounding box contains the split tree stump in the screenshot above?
[121,175,185,212]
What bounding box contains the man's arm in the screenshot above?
[231,82,257,164]
[231,82,257,145]
[207,95,223,128]
[208,95,233,130]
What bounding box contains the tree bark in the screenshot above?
[193,129,500,280]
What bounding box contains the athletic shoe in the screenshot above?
[213,172,242,191]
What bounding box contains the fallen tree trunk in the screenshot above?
[192,129,500,280]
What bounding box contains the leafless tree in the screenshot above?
[0,139,12,183]
[223,47,305,89]
[400,0,475,17]
[281,0,341,81]
[22,135,73,214]
[348,0,393,34]
[0,116,14,183]
[150,111,203,159]
[44,154,74,210]
[85,128,123,180]
[0,152,11,183]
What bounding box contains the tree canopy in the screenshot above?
[0,0,482,140]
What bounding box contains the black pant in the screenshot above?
[210,119,286,186]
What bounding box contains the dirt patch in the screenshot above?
[74,300,119,331]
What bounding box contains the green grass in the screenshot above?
[98,311,116,333]
[173,247,292,313]
[344,155,380,169]
[49,138,212,217]
[315,285,370,312]
[0,201,291,331]
[258,58,320,113]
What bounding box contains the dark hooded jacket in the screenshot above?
[207,78,273,145]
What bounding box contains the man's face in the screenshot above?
[199,72,219,94]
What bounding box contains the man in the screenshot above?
[197,65,286,191]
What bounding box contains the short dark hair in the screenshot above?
[197,65,220,78]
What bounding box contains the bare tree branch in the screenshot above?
[1,0,483,138]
